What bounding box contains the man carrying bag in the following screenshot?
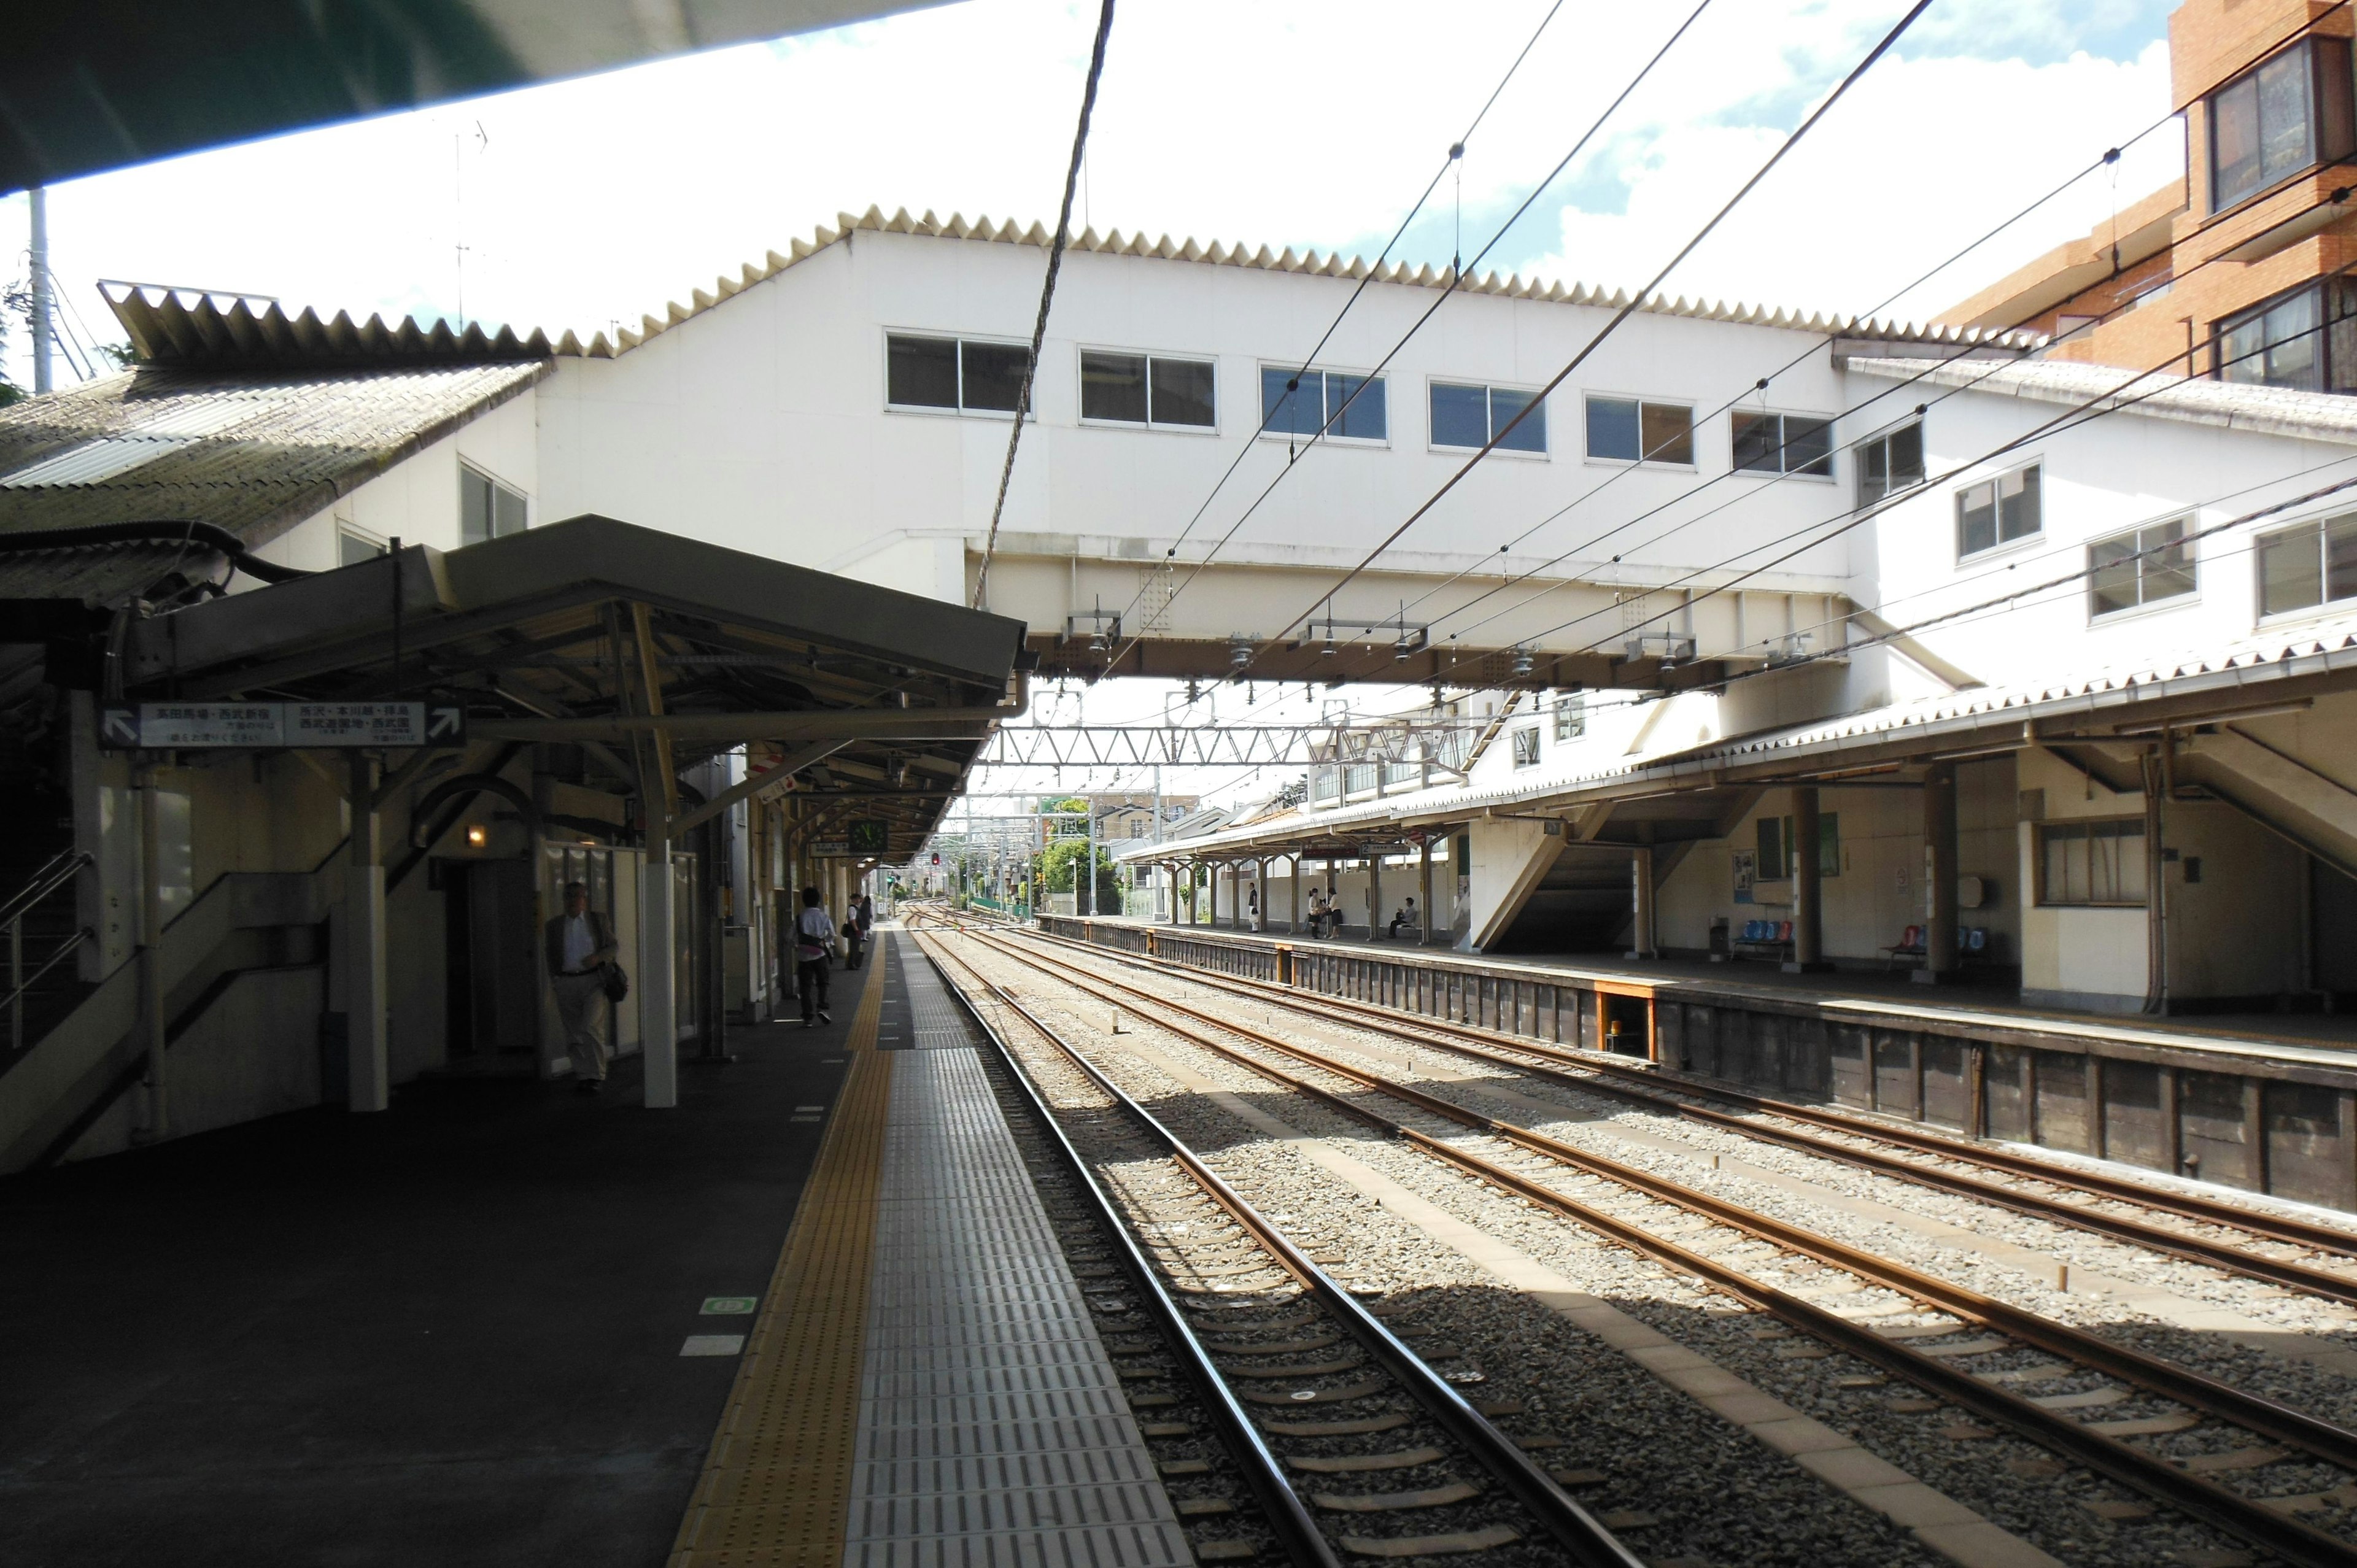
[545,882,619,1094]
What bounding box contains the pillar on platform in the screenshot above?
[345,752,389,1113]
[1918,763,1960,985]
[1369,851,1384,940]
[1786,786,1832,975]
[1419,836,1434,945]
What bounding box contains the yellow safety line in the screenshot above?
[668,943,892,1568]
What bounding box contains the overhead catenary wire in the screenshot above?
[1482,280,2357,684]
[1412,2,2357,665]
[1088,0,1577,661]
[1228,0,1936,692]
[972,0,1117,612]
[1101,0,1713,675]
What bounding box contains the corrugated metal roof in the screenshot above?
[569,205,2054,360]
[105,282,555,370]
[1123,613,2357,857]
[1844,355,2357,447]
[0,359,546,605]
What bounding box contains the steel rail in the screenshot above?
[1020,925,2357,1291]
[952,927,2357,1568]
[905,930,1341,1568]
[915,926,1646,1568]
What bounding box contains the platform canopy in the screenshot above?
[4,0,948,195]
[115,513,1028,854]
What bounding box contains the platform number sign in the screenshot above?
[846,820,888,854]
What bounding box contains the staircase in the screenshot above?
[0,786,94,1060]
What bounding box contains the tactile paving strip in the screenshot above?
[668,948,894,1568]
[845,939,1190,1568]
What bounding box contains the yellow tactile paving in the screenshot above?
[668,945,892,1568]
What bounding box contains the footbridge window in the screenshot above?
[1731,410,1833,477]
[887,333,1034,415]
[1260,366,1387,442]
[1956,462,2041,560]
[1856,419,1924,505]
[1430,380,1545,454]
[1584,395,1692,466]
[1081,350,1217,429]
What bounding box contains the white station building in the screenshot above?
[8,202,2357,1170]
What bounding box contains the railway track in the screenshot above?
[1007,920,2357,1308]
[911,926,1646,1568]
[925,916,2357,1567]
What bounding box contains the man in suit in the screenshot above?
[545,881,618,1094]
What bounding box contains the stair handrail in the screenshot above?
[0,849,93,932]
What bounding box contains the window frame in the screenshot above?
[883,330,1039,420]
[1551,693,1586,742]
[459,461,528,546]
[2086,516,2198,624]
[1425,377,1549,458]
[1854,417,1927,507]
[1728,407,1836,482]
[2254,506,2357,623]
[1509,725,1542,768]
[1581,392,1697,469]
[2205,35,2356,216]
[1075,346,1220,434]
[2214,277,2357,393]
[1254,363,1391,447]
[1953,458,2045,563]
[2035,819,2149,908]
[337,523,388,567]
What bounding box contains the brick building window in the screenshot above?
[2208,37,2355,211]
[2216,280,2357,393]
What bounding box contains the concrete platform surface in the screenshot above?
[0,965,874,1568]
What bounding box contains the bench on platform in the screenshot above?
[1731,918,1794,963]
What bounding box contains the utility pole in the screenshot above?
[29,187,53,395]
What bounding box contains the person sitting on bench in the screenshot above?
[1387,898,1417,938]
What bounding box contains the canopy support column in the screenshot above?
[346,751,389,1112]
[1787,786,1832,974]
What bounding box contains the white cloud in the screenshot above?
[4,0,2173,388]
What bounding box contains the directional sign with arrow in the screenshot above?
[98,700,470,750]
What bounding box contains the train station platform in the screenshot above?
[0,928,1183,1568]
[1036,911,2357,1216]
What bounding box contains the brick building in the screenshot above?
[1943,0,2357,392]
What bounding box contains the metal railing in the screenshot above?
[2,849,93,1054]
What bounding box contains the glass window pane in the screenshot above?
[1640,402,1694,465]
[2113,822,2148,903]
[2320,37,2357,161]
[492,482,526,538]
[338,529,385,568]
[2145,519,2196,601]
[2220,311,2269,383]
[2043,827,2072,905]
[2266,290,2322,388]
[1758,817,1784,882]
[460,469,491,545]
[2213,72,2262,207]
[2261,522,2325,615]
[1859,437,1889,503]
[1958,480,1997,557]
[2065,829,2091,904]
[1149,357,1216,427]
[2089,533,2140,616]
[1430,382,1489,448]
[2259,44,2315,185]
[1328,373,1385,440]
[1587,396,1640,461]
[1889,421,1925,487]
[1080,350,1147,422]
[1998,465,2040,543]
[961,341,1032,412]
[886,334,959,407]
[1731,411,1781,473]
[2327,514,2357,603]
[1262,368,1321,436]
[1490,387,1544,452]
[1787,417,1833,477]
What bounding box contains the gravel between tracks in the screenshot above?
[950,931,2331,1568]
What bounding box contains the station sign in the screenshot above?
[810,840,852,858]
[846,820,889,854]
[99,701,468,750]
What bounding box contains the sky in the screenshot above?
[0,0,2183,806]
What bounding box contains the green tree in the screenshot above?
[1040,838,1119,908]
